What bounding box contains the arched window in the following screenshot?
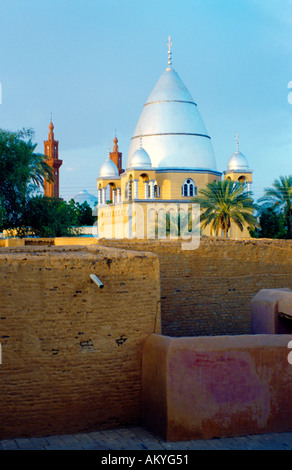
[125,180,132,200]
[238,176,247,185]
[182,178,197,197]
[154,183,160,197]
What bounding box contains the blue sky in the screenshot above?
[0,0,291,201]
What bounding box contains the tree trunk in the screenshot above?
[223,226,228,238]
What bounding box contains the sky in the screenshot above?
[0,0,291,202]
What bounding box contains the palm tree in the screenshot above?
[258,175,292,238]
[0,128,54,191]
[0,128,54,230]
[22,139,54,189]
[195,179,258,237]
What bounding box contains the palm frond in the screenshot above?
[194,179,258,237]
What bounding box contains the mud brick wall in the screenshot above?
[0,245,160,439]
[97,238,292,337]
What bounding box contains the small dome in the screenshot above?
[73,190,98,209]
[128,147,152,169]
[227,150,249,171]
[99,158,119,178]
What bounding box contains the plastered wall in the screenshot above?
[142,333,292,441]
[0,244,160,439]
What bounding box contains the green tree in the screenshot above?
[250,207,287,239]
[68,199,96,226]
[0,196,4,228]
[195,179,258,237]
[0,128,53,232]
[258,175,292,239]
[23,196,80,238]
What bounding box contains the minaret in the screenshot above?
[43,120,63,198]
[110,135,124,175]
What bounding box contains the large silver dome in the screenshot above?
[126,61,217,171]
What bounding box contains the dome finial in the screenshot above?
[167,35,173,68]
[235,132,239,152]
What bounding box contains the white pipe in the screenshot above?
[90,274,104,289]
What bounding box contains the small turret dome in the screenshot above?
[227,133,249,171]
[227,151,249,171]
[99,157,119,178]
[128,147,152,169]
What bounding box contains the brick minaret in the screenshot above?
[110,136,124,175]
[109,136,124,201]
[43,121,63,198]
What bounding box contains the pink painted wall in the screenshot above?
[142,334,292,441]
[251,288,292,334]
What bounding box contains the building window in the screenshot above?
[125,181,132,200]
[182,178,196,197]
[238,176,247,185]
[154,184,160,197]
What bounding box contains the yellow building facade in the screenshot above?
[96,39,252,240]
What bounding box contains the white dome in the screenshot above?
[227,150,249,171]
[74,190,98,208]
[227,134,249,171]
[126,65,217,171]
[128,147,152,169]
[99,158,119,178]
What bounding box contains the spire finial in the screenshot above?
[48,116,54,139]
[113,132,118,152]
[167,35,173,67]
[235,132,239,152]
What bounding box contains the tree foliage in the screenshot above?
[22,197,95,238]
[0,128,96,238]
[23,196,79,238]
[67,199,96,226]
[0,128,53,231]
[258,175,292,239]
[195,179,258,237]
[5,196,96,238]
[250,207,287,239]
